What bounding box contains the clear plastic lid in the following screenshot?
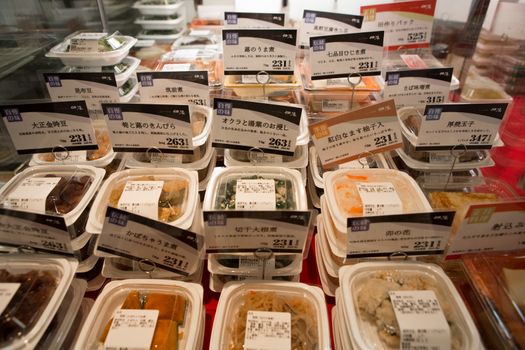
[62,56,141,87]
[133,0,184,16]
[339,262,481,350]
[75,279,203,350]
[138,29,185,41]
[301,89,377,115]
[324,169,432,233]
[36,279,87,350]
[210,281,330,350]
[171,30,220,50]
[208,253,303,276]
[314,233,338,298]
[157,51,222,87]
[87,168,198,233]
[119,76,139,102]
[0,256,77,349]
[203,166,307,211]
[224,145,308,169]
[461,251,525,349]
[135,14,185,30]
[0,165,104,225]
[460,71,512,102]
[209,274,300,293]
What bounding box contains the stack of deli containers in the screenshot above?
[46,31,140,104]
[75,279,205,350]
[88,168,204,280]
[334,262,482,349]
[171,29,221,52]
[471,30,521,76]
[316,168,433,296]
[307,146,389,209]
[203,166,307,291]
[125,104,216,196]
[0,255,77,349]
[209,281,330,350]
[0,165,105,264]
[134,0,187,42]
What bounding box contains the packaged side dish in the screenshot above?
[87,168,198,233]
[224,145,308,169]
[203,166,307,211]
[0,165,105,240]
[47,33,137,67]
[74,279,203,350]
[314,233,338,297]
[339,262,481,350]
[119,77,139,102]
[324,169,432,233]
[62,56,141,87]
[209,273,300,293]
[209,281,330,350]
[158,49,223,87]
[133,0,184,16]
[208,253,302,276]
[138,29,185,41]
[135,14,185,30]
[0,256,77,349]
[171,30,220,50]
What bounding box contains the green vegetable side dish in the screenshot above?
[118,79,134,96]
[98,35,125,51]
[215,176,295,210]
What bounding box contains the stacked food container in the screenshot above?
[203,166,307,292]
[471,30,522,77]
[75,279,205,350]
[333,262,482,349]
[134,0,187,42]
[210,281,330,350]
[88,167,205,281]
[316,168,434,296]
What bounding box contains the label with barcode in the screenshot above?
[104,309,159,350]
[236,179,276,210]
[357,182,402,216]
[322,99,350,113]
[389,290,451,350]
[117,181,163,220]
[4,177,61,214]
[69,33,106,53]
[0,283,20,315]
[238,256,276,278]
[244,311,291,350]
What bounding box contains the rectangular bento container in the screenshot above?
[133,0,184,16]
[0,256,77,350]
[339,262,482,350]
[135,14,186,30]
[74,279,203,350]
[87,168,198,233]
[209,281,330,350]
[207,252,302,277]
[61,56,141,87]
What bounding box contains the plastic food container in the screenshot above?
[0,165,105,241]
[203,166,308,211]
[62,56,141,87]
[301,89,377,116]
[460,71,513,103]
[339,262,482,350]
[0,256,77,349]
[461,251,525,349]
[119,77,139,102]
[31,120,116,167]
[61,297,94,349]
[36,278,87,350]
[209,273,300,293]
[208,253,302,277]
[135,14,185,30]
[47,34,137,67]
[324,169,432,233]
[133,0,184,16]
[87,168,198,233]
[171,30,220,50]
[158,49,222,87]
[75,279,203,350]
[314,233,338,298]
[138,29,185,42]
[210,281,330,350]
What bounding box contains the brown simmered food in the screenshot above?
[108,176,188,222]
[0,269,58,344]
[428,192,499,210]
[99,290,187,350]
[45,175,93,214]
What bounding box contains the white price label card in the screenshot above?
[309,31,384,80]
[102,103,194,154]
[361,0,436,50]
[244,311,291,350]
[0,101,97,155]
[357,182,402,216]
[222,29,297,75]
[212,98,302,156]
[300,10,363,48]
[385,68,452,108]
[310,99,402,169]
[43,72,119,116]
[99,207,203,276]
[4,177,61,214]
[104,309,159,350]
[117,181,163,220]
[0,283,20,315]
[137,71,210,106]
[389,290,451,350]
[69,32,106,53]
[204,211,312,254]
[346,210,454,258]
[225,12,285,28]
[236,179,276,210]
[447,201,525,258]
[417,103,508,151]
